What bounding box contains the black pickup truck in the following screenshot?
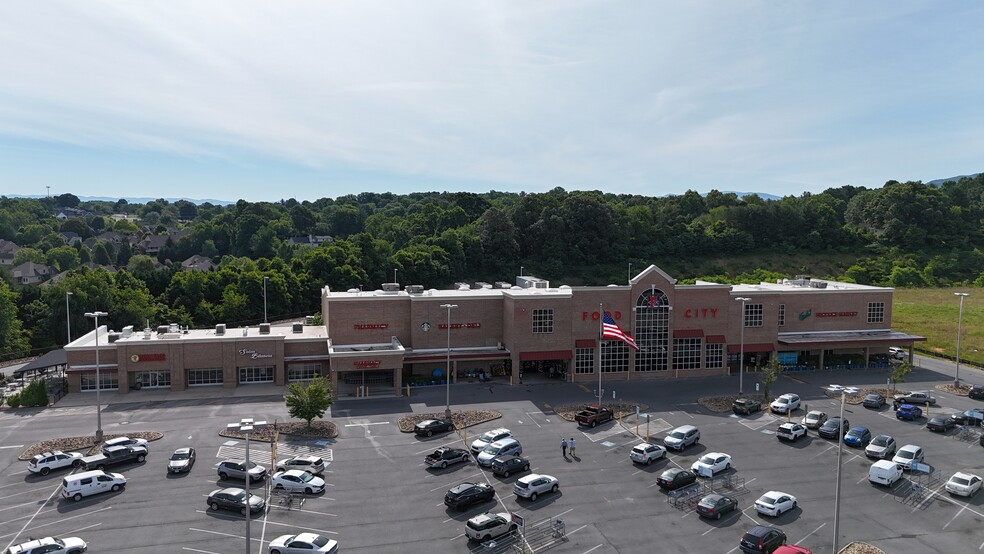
[82,445,148,471]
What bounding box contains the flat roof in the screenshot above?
[731,278,892,294]
[325,285,574,300]
[67,323,328,349]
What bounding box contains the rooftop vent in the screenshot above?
[809,281,828,289]
[215,324,226,336]
[292,323,303,334]
[305,315,314,325]
[382,282,400,292]
[107,333,120,343]
[475,281,492,289]
[157,325,169,335]
[259,323,271,335]
[168,323,179,334]
[121,325,134,338]
[142,327,152,340]
[495,281,512,289]
[406,284,424,294]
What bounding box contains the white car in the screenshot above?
[470,428,512,455]
[629,443,666,465]
[477,438,522,467]
[691,452,732,477]
[754,490,797,517]
[6,536,88,554]
[513,474,559,501]
[770,393,801,414]
[776,423,807,442]
[271,470,325,494]
[28,451,83,476]
[892,444,924,470]
[100,436,149,454]
[268,532,338,554]
[275,455,326,475]
[865,435,897,460]
[945,472,983,497]
[464,511,518,542]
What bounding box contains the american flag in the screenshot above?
[602,311,639,351]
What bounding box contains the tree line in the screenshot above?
[2,173,983,360]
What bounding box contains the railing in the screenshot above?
[480,515,568,554]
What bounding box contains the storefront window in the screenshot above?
[706,343,724,368]
[867,302,885,323]
[81,372,119,391]
[188,368,223,386]
[672,338,702,370]
[574,347,594,374]
[532,309,554,333]
[132,371,171,388]
[239,366,274,384]
[287,363,321,381]
[635,289,670,371]
[600,341,629,373]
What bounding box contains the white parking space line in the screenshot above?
[1,506,111,542]
[0,501,43,514]
[259,518,339,533]
[429,473,483,492]
[182,548,220,554]
[449,533,466,541]
[64,523,102,535]
[343,421,389,426]
[415,440,464,456]
[523,412,545,427]
[796,522,827,544]
[0,485,67,502]
[581,545,604,554]
[0,445,24,449]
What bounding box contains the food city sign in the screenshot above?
[582,311,623,320]
[239,348,273,359]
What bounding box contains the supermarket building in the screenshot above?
[64,264,924,397]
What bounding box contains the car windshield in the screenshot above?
[298,472,314,482]
[246,461,259,469]
[899,450,915,459]
[872,436,890,446]
[483,444,502,454]
[480,431,499,442]
[866,395,879,400]
[669,431,685,439]
[312,536,330,547]
[952,477,970,486]
[848,429,863,437]
[233,491,247,502]
[170,452,189,461]
[699,455,715,464]
[776,398,788,405]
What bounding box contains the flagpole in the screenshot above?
[598,303,603,405]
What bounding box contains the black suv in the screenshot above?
[739,525,787,553]
[444,482,494,511]
[969,384,984,400]
[818,417,849,440]
[491,454,530,478]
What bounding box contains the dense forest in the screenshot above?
[2,174,983,361]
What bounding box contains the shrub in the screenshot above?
[5,393,21,408]
[16,380,49,408]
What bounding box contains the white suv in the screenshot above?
[28,451,83,476]
[770,393,801,414]
[629,443,666,465]
[477,438,522,467]
[465,512,517,542]
[470,428,512,455]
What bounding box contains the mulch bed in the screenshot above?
[397,410,502,432]
[19,431,165,461]
[219,420,338,442]
[553,402,648,421]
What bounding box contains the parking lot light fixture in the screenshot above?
[954,292,969,386]
[832,391,846,552]
[441,303,457,422]
[227,418,267,554]
[735,297,751,395]
[263,276,269,324]
[66,291,73,344]
[84,311,108,442]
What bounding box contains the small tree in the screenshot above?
[285,376,334,428]
[17,380,49,407]
[890,361,912,394]
[761,356,782,401]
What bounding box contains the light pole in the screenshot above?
[832,391,846,552]
[85,311,108,441]
[954,292,970,386]
[65,291,73,344]
[441,303,457,421]
[520,266,524,277]
[227,418,267,554]
[735,297,750,396]
[394,268,398,284]
[628,263,632,284]
[263,276,269,324]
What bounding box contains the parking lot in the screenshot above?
[1,363,983,553]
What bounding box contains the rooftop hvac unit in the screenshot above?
[142,328,152,340]
[157,325,169,335]
[121,325,134,338]
[406,284,424,294]
[475,282,492,289]
[259,323,271,335]
[534,280,548,289]
[107,333,120,343]
[495,281,512,289]
[305,315,314,325]
[292,323,303,334]
[795,274,811,281]
[810,281,828,288]
[215,324,226,335]
[168,323,179,334]
[454,282,469,289]
[382,282,400,292]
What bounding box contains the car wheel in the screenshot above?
[40,467,50,476]
[274,483,283,489]
[219,472,228,480]
[97,465,106,471]
[646,457,653,465]
[591,420,597,428]
[73,460,83,468]
[530,492,538,501]
[441,461,448,469]
[693,437,699,445]
[551,484,559,493]
[449,424,455,431]
[524,464,530,471]
[305,487,313,494]
[73,493,83,502]
[137,454,145,463]
[792,501,797,509]
[111,484,121,492]
[271,550,282,554]
[210,502,219,511]
[725,463,731,471]
[715,511,722,520]
[426,430,433,437]
[503,470,510,477]
[482,535,491,542]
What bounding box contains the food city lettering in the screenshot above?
[238,348,273,359]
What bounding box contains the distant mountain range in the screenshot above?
[927,173,981,187]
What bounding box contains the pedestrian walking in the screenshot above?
[569,438,576,457]
[561,438,568,457]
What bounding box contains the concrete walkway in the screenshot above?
[52,383,287,408]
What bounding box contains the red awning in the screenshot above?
[519,350,573,361]
[673,329,705,339]
[705,335,726,344]
[575,339,596,348]
[727,343,776,353]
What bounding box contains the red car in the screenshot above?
[774,545,813,554]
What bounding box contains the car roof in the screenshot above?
[671,424,698,432]
[173,447,192,454]
[779,422,798,427]
[518,473,552,482]
[217,487,246,495]
[779,393,798,398]
[483,427,510,435]
[744,525,776,536]
[489,438,519,447]
[468,512,502,525]
[899,444,920,451]
[279,469,311,477]
[848,426,867,432]
[950,471,977,480]
[872,459,898,468]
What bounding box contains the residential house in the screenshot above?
[288,234,334,247]
[58,232,82,246]
[137,234,170,255]
[11,261,53,285]
[0,239,20,266]
[181,255,215,272]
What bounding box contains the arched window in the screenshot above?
[635,289,670,371]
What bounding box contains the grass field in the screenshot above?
[893,287,983,367]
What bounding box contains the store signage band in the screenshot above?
[683,308,718,319]
[438,323,481,329]
[239,348,273,359]
[130,353,166,363]
[815,311,858,317]
[582,311,623,321]
[354,323,389,330]
[353,360,381,368]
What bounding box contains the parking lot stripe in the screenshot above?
[430,472,483,492]
[258,518,338,533]
[415,440,464,456]
[581,545,603,554]
[182,548,220,554]
[63,523,102,535]
[795,522,826,544]
[1,506,110,542]
[0,485,68,502]
[0,500,40,514]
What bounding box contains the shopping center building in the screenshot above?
[64,264,924,397]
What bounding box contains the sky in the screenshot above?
[0,1,982,204]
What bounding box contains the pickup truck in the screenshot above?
[82,445,148,471]
[575,404,614,427]
[894,391,936,406]
[424,447,470,469]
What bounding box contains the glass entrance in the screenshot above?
[132,370,172,389]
